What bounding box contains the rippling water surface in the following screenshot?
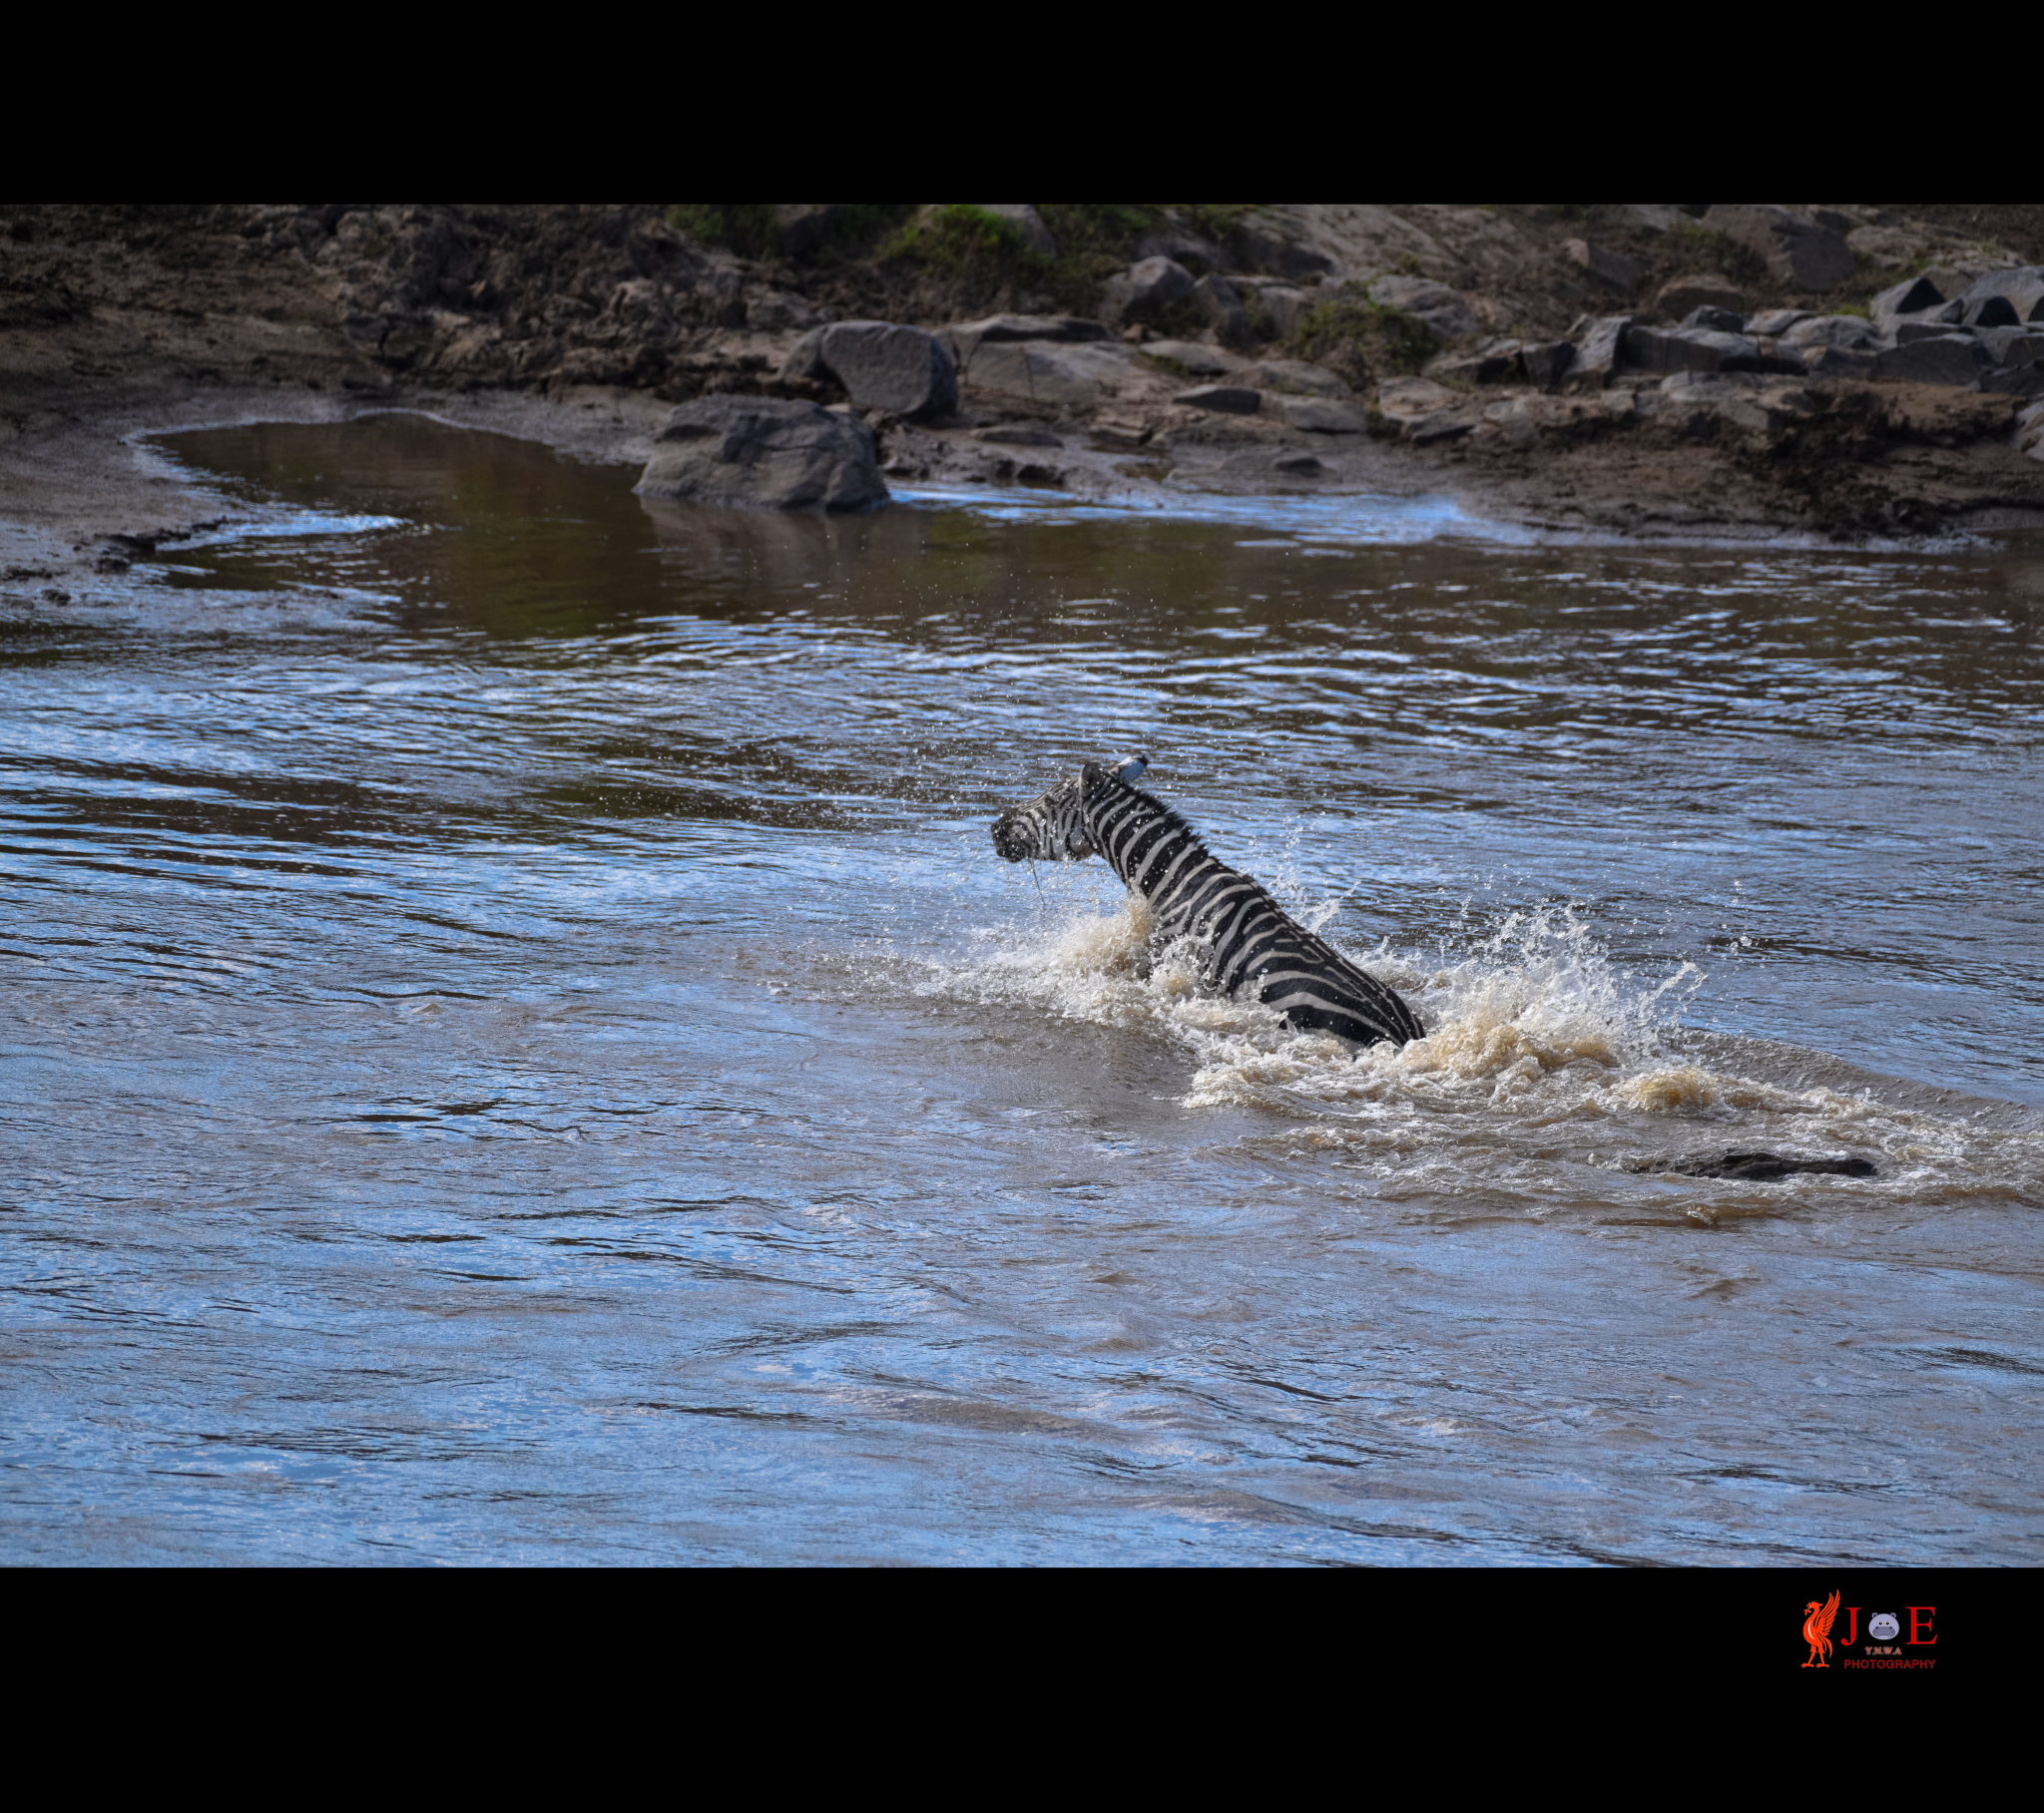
[5,413,2041,1565]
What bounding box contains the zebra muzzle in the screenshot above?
[990,810,1035,862]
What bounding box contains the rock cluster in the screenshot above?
[1413,266,2044,411]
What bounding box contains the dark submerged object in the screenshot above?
[1632,1150,1878,1181]
[992,753,1423,1049]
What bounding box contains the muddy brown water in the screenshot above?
[4,412,2041,1565]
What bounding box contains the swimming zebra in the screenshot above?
[991,754,1424,1049]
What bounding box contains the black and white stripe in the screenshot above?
[992,757,1423,1049]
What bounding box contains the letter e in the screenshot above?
[1907,1606,1936,1644]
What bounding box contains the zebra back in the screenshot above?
[1079,762,1423,1049]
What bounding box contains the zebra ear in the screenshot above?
[1080,761,1103,786]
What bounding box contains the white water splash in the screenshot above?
[928,889,2044,1205]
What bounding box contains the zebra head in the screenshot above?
[990,753,1148,863]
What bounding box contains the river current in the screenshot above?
[4,413,2040,1565]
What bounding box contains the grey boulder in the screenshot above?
[1954,266,2044,327]
[779,325,831,383]
[1702,205,1853,291]
[1624,325,1762,374]
[818,321,957,418]
[1746,308,1812,337]
[1562,315,1632,390]
[1103,256,1197,325]
[1895,319,1970,344]
[958,339,1138,410]
[1982,364,2044,399]
[1871,335,1991,387]
[1870,273,1951,333]
[1681,305,1748,334]
[1782,314,1885,352]
[1135,228,1223,274]
[1265,395,1367,433]
[1368,274,1481,340]
[1800,345,1876,379]
[1520,339,1576,388]
[1192,273,1250,345]
[636,396,887,513]
[1609,205,1692,236]
[1565,237,1642,291]
[1977,328,2044,370]
[1245,280,1313,339]
[1236,220,1333,281]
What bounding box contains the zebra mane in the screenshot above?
[1083,762,1215,864]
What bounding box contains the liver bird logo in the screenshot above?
[1801,1590,1841,1667]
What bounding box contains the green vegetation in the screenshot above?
[1238,286,1278,343]
[1289,293,1441,387]
[667,204,915,265]
[884,205,1257,312]
[668,202,1277,310]
[1173,205,1257,251]
[667,205,780,259]
[883,205,1049,276]
[1035,204,1167,268]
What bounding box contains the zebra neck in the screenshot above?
[1084,775,1213,903]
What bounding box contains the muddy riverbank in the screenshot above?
[7,205,2044,599]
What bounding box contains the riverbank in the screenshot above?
[6,203,2043,598]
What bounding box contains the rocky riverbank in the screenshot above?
[6,203,2042,595]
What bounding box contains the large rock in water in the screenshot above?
[635,396,886,513]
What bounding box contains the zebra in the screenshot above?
[991,754,1424,1050]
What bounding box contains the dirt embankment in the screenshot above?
[4,203,2042,589]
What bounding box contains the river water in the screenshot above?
[4,412,2040,1565]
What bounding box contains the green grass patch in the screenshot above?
[1173,204,1257,248]
[885,204,1045,273]
[1289,294,1442,386]
[667,204,914,264]
[667,205,780,259]
[1035,204,1167,263]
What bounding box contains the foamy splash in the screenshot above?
[931,891,2044,1205]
